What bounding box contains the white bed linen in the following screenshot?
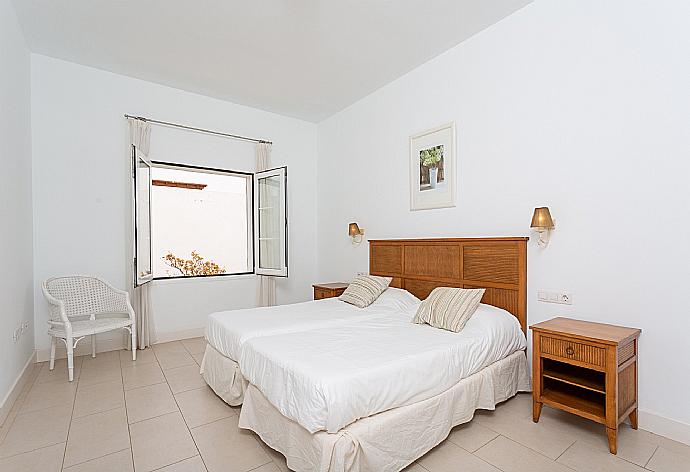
[238,351,531,472]
[205,288,420,361]
[239,303,527,433]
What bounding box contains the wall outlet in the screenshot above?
[537,290,573,305]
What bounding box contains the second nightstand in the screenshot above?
[312,283,348,300]
[531,317,641,455]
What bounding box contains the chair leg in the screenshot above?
[131,326,137,361]
[49,337,56,371]
[67,337,74,382]
[91,335,96,358]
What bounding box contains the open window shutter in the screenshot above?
[133,145,153,286]
[254,166,288,277]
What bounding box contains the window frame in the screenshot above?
[148,160,256,281]
[254,166,288,277]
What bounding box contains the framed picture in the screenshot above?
[410,122,456,210]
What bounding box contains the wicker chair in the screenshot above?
[42,276,137,381]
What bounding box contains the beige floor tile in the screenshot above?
[646,446,690,472]
[0,442,64,472]
[77,361,122,387]
[63,448,133,472]
[175,387,235,428]
[557,439,646,472]
[130,411,198,472]
[181,338,207,355]
[19,379,77,413]
[448,420,499,452]
[165,365,206,394]
[35,357,83,384]
[63,407,130,467]
[475,436,573,472]
[153,341,188,354]
[156,350,197,371]
[192,352,205,365]
[125,382,178,424]
[73,380,124,418]
[156,455,208,472]
[81,350,121,369]
[643,431,690,460]
[0,404,72,458]
[122,362,166,390]
[252,463,280,472]
[191,416,270,472]
[120,347,157,367]
[568,421,658,467]
[474,405,577,459]
[417,440,500,472]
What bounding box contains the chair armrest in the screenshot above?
[42,283,69,324]
[102,282,136,322]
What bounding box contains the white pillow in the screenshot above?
[339,275,392,308]
[370,287,421,312]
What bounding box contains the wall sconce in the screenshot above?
[530,207,555,248]
[348,222,365,244]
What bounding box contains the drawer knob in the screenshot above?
[565,347,575,356]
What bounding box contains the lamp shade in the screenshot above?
[530,207,554,229]
[348,222,361,236]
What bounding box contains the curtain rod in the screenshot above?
[124,114,272,145]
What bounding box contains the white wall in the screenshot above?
[317,0,690,440]
[31,55,318,353]
[0,0,35,413]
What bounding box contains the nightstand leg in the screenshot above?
[606,427,618,454]
[629,409,638,430]
[532,400,542,423]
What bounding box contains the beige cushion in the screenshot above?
[339,275,392,308]
[413,287,485,332]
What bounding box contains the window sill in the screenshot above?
[152,273,257,286]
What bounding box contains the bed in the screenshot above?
[202,287,421,404]
[202,237,530,471]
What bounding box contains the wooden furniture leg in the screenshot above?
[606,427,617,454]
[629,409,638,430]
[533,401,542,423]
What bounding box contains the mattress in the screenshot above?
[239,303,527,433]
[238,350,531,472]
[205,287,420,361]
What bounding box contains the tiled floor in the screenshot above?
[1,339,689,472]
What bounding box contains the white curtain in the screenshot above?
[128,118,155,348]
[256,142,276,307]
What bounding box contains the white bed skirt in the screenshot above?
[200,344,247,406]
[237,350,531,472]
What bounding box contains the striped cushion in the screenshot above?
[413,287,485,332]
[339,275,392,308]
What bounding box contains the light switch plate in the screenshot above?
[537,290,573,305]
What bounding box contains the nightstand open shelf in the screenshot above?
[542,358,605,394]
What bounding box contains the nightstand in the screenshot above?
[312,283,348,300]
[530,317,641,454]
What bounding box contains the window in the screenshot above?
[132,147,287,284]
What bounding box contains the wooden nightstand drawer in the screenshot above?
[540,336,606,369]
[314,288,330,300]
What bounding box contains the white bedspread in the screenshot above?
[239,303,527,433]
[205,288,420,361]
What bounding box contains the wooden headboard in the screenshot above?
[369,237,528,333]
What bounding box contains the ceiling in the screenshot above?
[12,0,531,122]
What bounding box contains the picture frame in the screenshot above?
[409,122,456,210]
